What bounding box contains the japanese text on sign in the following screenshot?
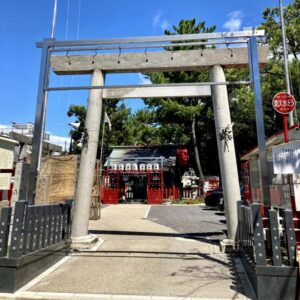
[272,92,296,114]
[272,141,300,174]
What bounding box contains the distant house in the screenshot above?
[102,145,188,204]
[0,136,18,203]
[0,122,63,161]
[240,125,300,210]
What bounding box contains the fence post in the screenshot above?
[49,205,55,245]
[65,200,73,239]
[283,209,296,266]
[10,201,27,258]
[31,206,39,252]
[23,206,34,254]
[237,201,243,248]
[269,209,282,266]
[44,205,51,247]
[0,207,12,257]
[62,204,68,240]
[37,205,45,249]
[251,203,266,265]
[55,205,61,243]
[245,207,251,252]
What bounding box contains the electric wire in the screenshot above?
[76,0,82,40]
[57,0,71,149]
[65,0,70,40]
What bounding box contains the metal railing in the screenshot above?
[0,200,72,258]
[237,202,297,267]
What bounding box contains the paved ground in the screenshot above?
[147,205,227,243]
[3,204,248,300]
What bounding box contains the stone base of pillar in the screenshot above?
[71,234,103,251]
[219,238,237,253]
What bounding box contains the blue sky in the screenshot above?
[0,0,293,139]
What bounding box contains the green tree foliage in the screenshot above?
[144,19,217,177]
[259,0,299,126]
[67,104,86,153]
[260,0,299,60]
[227,0,300,160]
[67,100,132,159]
[67,2,300,178]
[124,109,161,145]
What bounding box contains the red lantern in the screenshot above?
[177,149,188,166]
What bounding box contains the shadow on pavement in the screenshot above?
[71,249,230,267]
[89,229,224,245]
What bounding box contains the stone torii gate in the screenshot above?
[30,30,269,249]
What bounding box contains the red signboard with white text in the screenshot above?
[272,92,296,114]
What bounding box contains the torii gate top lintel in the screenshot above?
[45,30,268,75]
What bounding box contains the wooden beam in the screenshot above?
[102,85,211,99]
[51,46,269,75]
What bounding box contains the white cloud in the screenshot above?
[138,73,151,85]
[152,11,162,27]
[161,19,170,31]
[152,10,170,31]
[223,10,243,32]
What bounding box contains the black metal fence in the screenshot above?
[238,202,297,267]
[237,202,298,300]
[0,200,72,258]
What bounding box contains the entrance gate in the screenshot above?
[29,30,269,246]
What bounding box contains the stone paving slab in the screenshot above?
[5,205,247,300]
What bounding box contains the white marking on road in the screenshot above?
[175,237,198,242]
[144,205,151,219]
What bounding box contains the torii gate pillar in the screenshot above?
[71,69,104,249]
[210,65,241,246]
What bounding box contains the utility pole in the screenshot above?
[51,0,58,38]
[279,0,294,126]
[30,0,58,203]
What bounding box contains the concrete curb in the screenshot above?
[0,291,250,300]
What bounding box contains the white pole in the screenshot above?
[72,69,104,243]
[51,0,58,38]
[210,65,241,244]
[279,0,294,126]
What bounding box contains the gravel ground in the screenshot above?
[147,205,227,244]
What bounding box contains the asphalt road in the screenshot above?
[147,205,227,244]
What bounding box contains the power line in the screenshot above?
[76,0,82,40]
[65,0,70,40]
